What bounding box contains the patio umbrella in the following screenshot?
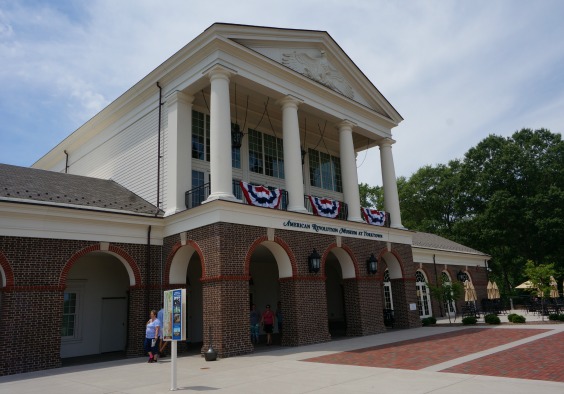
[469,281,478,302]
[550,276,559,298]
[487,281,493,299]
[516,280,535,289]
[492,281,501,299]
[463,281,477,302]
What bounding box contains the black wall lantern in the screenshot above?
[457,270,466,282]
[231,123,244,149]
[366,253,378,275]
[308,249,321,273]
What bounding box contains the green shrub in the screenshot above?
[421,316,437,326]
[462,316,477,325]
[485,314,501,324]
[507,313,518,322]
[511,315,526,323]
[549,313,559,321]
[558,314,564,322]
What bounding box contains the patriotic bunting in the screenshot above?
[240,181,282,209]
[362,207,386,226]
[309,196,341,218]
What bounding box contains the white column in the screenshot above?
[278,95,308,213]
[165,91,193,216]
[379,138,404,228]
[338,120,362,222]
[205,65,236,202]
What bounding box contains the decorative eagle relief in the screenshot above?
[282,50,354,99]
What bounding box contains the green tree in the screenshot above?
[398,162,463,237]
[397,128,563,294]
[523,260,556,320]
[359,182,383,209]
[427,278,463,324]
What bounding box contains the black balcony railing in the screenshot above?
[185,182,391,227]
[185,180,288,210]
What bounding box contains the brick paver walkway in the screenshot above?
[304,328,548,371]
[442,330,564,382]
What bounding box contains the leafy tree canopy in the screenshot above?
[396,128,563,293]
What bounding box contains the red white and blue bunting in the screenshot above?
[362,207,386,226]
[309,196,341,218]
[240,181,282,209]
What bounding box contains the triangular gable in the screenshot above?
[209,24,403,124]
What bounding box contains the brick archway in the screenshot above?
[165,240,205,285]
[321,243,359,279]
[0,251,14,288]
[244,236,297,279]
[59,244,142,287]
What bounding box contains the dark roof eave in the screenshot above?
[0,198,165,218]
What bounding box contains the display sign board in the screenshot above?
[163,288,186,341]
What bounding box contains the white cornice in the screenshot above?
[0,202,163,245]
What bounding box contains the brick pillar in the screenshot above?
[1,289,63,376]
[343,278,386,336]
[201,279,253,358]
[279,278,330,346]
[391,279,422,328]
[127,287,147,357]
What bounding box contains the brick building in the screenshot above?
[0,23,489,376]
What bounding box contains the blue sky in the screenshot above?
[1,0,563,187]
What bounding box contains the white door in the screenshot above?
[100,297,127,353]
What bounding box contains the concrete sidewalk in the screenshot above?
[1,323,563,393]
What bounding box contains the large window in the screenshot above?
[192,170,206,206]
[61,293,78,339]
[415,270,432,318]
[441,272,456,316]
[248,129,284,178]
[308,148,342,192]
[383,269,394,310]
[191,110,241,169]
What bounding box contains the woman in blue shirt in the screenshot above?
[144,309,161,363]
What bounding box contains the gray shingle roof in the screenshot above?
[412,231,489,256]
[0,163,162,216]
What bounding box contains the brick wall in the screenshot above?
[0,222,436,376]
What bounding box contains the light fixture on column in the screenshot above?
[231,123,244,148]
[308,249,321,273]
[366,253,377,274]
[457,270,466,282]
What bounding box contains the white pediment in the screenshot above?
[245,45,373,107]
[229,40,391,118]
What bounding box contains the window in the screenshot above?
[191,111,241,169]
[415,270,432,317]
[191,110,209,161]
[248,129,284,178]
[61,293,78,338]
[383,269,394,310]
[308,148,342,192]
[191,170,206,206]
[441,272,456,316]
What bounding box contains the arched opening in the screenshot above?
[169,244,204,344]
[325,253,345,337]
[415,270,432,318]
[248,241,288,346]
[441,271,457,317]
[61,251,130,359]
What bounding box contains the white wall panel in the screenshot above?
[69,108,161,205]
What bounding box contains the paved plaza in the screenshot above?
[0,320,562,393]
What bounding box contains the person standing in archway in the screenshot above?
[261,304,275,345]
[250,304,260,344]
[144,309,161,363]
